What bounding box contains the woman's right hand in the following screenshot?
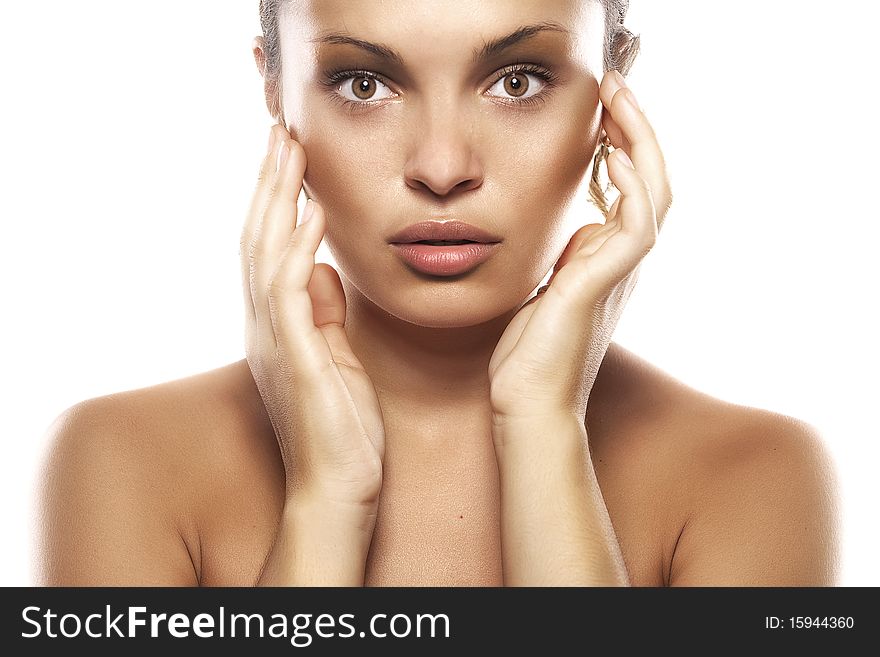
[241,124,386,518]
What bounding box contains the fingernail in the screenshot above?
[301,199,315,225]
[610,70,643,112]
[615,149,634,170]
[276,142,289,173]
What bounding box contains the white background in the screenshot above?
[1,2,877,586]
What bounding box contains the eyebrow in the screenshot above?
[310,21,571,66]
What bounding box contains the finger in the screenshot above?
[600,111,629,155]
[580,148,656,286]
[268,200,334,374]
[571,221,621,261]
[241,124,287,324]
[307,263,367,372]
[548,222,607,280]
[547,225,621,291]
[513,149,656,364]
[599,71,673,227]
[548,149,653,302]
[548,195,629,287]
[251,138,308,349]
[244,124,294,249]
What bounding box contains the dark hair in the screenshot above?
[257,0,640,217]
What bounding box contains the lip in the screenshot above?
[387,220,503,245]
[390,242,500,276]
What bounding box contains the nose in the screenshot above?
[403,105,484,197]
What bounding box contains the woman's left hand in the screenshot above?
[488,70,673,424]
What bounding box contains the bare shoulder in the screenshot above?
[35,360,282,585]
[590,342,841,586]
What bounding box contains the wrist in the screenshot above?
[287,474,382,516]
[256,495,377,587]
[491,413,593,482]
[491,410,587,450]
[285,493,379,549]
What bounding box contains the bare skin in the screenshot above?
[36,344,838,586]
[34,0,840,585]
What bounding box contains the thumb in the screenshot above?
[307,263,366,370]
[308,263,346,328]
[547,222,605,285]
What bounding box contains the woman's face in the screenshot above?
[275,0,605,328]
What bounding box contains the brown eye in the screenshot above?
[486,69,547,103]
[335,73,396,104]
[352,76,376,100]
[502,72,529,97]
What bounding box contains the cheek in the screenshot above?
[492,105,595,230]
[539,102,596,197]
[298,122,366,202]
[510,128,589,206]
[293,106,400,281]
[296,109,388,230]
[492,93,595,199]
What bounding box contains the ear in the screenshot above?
[252,36,267,76]
[252,36,284,122]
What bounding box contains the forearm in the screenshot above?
[492,413,630,586]
[255,499,376,586]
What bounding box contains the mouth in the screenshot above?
[387,220,503,276]
[410,239,479,246]
[389,241,501,277]
[387,220,503,245]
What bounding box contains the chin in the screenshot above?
[378,282,526,330]
[395,309,497,330]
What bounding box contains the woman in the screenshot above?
[36,0,839,586]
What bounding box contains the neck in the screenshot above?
[340,275,520,414]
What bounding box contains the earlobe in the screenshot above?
[590,131,609,161]
[252,37,267,78]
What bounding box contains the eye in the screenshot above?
[486,68,549,102]
[335,73,397,103]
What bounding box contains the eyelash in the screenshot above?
[321,62,559,112]
[490,63,559,108]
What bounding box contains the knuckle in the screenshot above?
[268,175,286,200]
[248,239,266,265]
[239,231,253,259]
[267,277,287,302]
[271,348,295,379]
[267,273,296,310]
[266,292,286,339]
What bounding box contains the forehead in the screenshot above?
[280,0,604,69]
[289,0,594,23]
